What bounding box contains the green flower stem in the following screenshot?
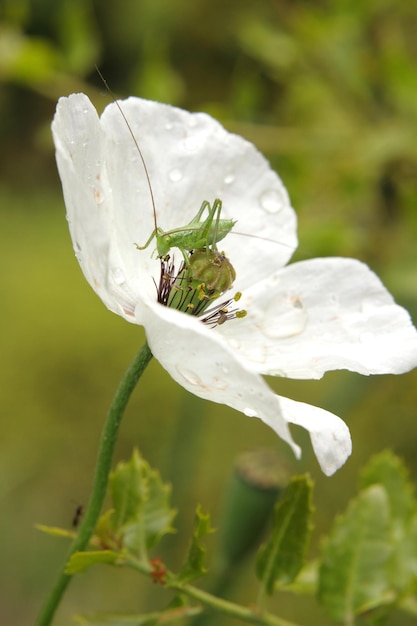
[36,342,153,626]
[127,557,299,626]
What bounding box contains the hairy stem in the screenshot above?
[36,342,153,626]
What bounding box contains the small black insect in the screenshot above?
[72,504,84,528]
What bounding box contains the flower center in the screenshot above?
[156,248,246,327]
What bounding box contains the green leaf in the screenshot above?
[360,451,417,596]
[94,509,118,550]
[109,449,176,555]
[142,459,177,549]
[176,505,214,584]
[319,485,393,621]
[66,550,121,574]
[360,451,415,523]
[256,474,313,595]
[110,449,147,531]
[284,559,319,595]
[36,524,75,540]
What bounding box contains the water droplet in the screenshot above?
[169,168,183,182]
[244,407,258,418]
[259,188,287,214]
[83,108,89,114]
[262,294,307,339]
[165,122,173,131]
[224,174,235,185]
[182,136,200,152]
[111,267,126,285]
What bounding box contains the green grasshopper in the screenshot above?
[135,198,236,264]
[95,69,236,265]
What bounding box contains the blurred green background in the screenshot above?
[1,0,417,624]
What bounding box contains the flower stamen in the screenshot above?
[200,293,248,328]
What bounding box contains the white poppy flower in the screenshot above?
[52,93,417,476]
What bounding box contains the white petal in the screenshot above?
[218,257,417,378]
[100,96,298,290]
[52,94,143,321]
[278,397,352,476]
[136,299,351,474]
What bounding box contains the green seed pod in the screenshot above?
[188,248,236,295]
[167,248,236,315]
[218,449,292,567]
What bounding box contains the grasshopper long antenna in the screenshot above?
[95,65,158,231]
